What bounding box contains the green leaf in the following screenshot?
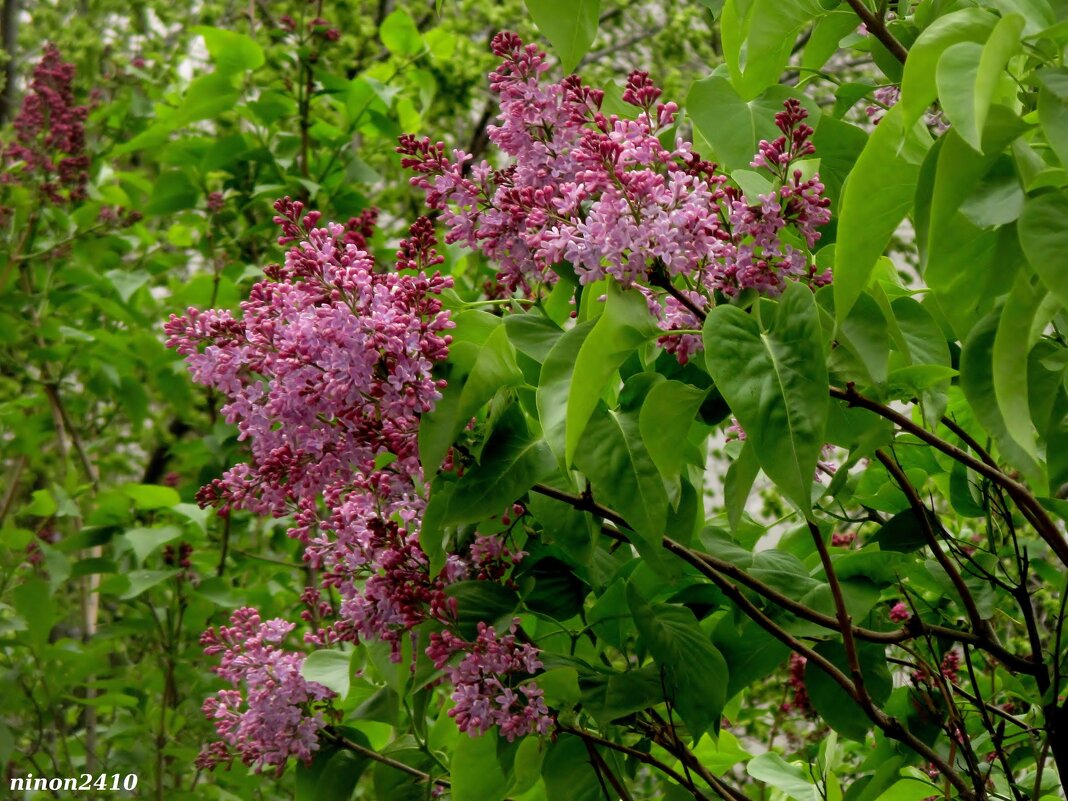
[536,667,581,708]
[301,650,353,698]
[870,507,937,553]
[523,0,601,73]
[579,664,665,724]
[122,483,181,510]
[993,272,1044,463]
[23,489,56,517]
[574,402,669,557]
[627,583,729,739]
[527,488,596,564]
[804,641,892,741]
[704,282,829,513]
[538,320,596,464]
[177,72,242,124]
[1019,191,1068,312]
[832,289,890,386]
[193,26,265,74]
[452,731,511,801]
[935,14,1023,152]
[380,9,423,57]
[444,405,555,525]
[724,441,760,531]
[119,569,178,599]
[543,735,605,801]
[13,578,55,647]
[747,752,817,801]
[445,581,519,639]
[899,8,998,123]
[419,319,523,475]
[720,0,824,99]
[688,77,804,171]
[123,525,183,565]
[639,380,708,499]
[566,282,658,466]
[961,308,1044,482]
[310,748,371,801]
[833,105,923,321]
[713,615,789,701]
[146,171,198,216]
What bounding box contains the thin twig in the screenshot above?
[875,450,989,639]
[833,384,1068,567]
[559,724,710,801]
[842,0,909,62]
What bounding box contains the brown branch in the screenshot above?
[531,484,977,800]
[43,383,98,491]
[583,736,634,801]
[874,450,990,637]
[531,484,1038,674]
[832,384,1068,567]
[808,521,872,712]
[843,0,909,63]
[559,724,710,801]
[328,731,449,788]
[649,262,708,321]
[660,538,977,801]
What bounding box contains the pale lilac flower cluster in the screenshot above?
[398,33,832,363]
[196,608,334,774]
[2,43,89,204]
[865,85,901,125]
[427,620,552,741]
[469,533,526,581]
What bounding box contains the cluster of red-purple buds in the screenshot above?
[2,43,90,204]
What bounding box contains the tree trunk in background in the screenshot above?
[0,0,19,125]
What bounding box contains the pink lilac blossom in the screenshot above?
[196,608,334,774]
[427,619,553,741]
[830,530,856,548]
[398,33,832,364]
[781,652,812,714]
[170,200,553,755]
[2,43,89,204]
[889,601,911,622]
[167,200,455,654]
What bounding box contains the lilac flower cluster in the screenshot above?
[170,201,553,761]
[427,620,552,741]
[2,43,89,204]
[398,33,831,363]
[197,608,334,774]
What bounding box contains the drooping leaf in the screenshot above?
[566,281,658,467]
[627,583,729,739]
[935,14,1023,152]
[538,319,597,464]
[1019,190,1068,312]
[574,402,670,557]
[193,26,265,74]
[300,650,353,699]
[523,0,601,73]
[804,641,892,741]
[638,379,708,500]
[961,308,1044,482]
[704,282,828,513]
[444,405,555,525]
[452,730,511,801]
